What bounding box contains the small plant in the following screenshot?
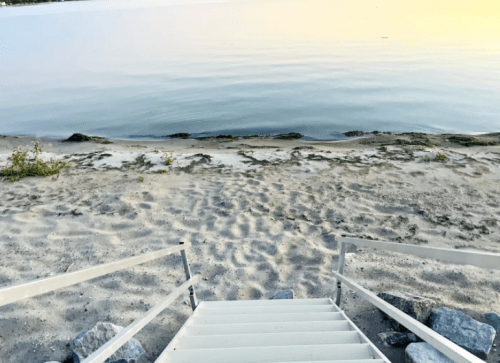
[426,145,437,148]
[138,176,144,182]
[423,157,431,162]
[0,142,70,182]
[435,153,447,161]
[157,170,167,174]
[164,153,175,166]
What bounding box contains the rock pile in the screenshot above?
[376,290,497,362]
[430,307,495,360]
[485,312,500,331]
[377,331,417,347]
[405,342,454,363]
[73,322,145,363]
[377,291,437,331]
[270,289,294,299]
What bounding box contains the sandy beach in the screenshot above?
[1,132,500,363]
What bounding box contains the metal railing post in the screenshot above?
[179,242,198,311]
[335,242,346,307]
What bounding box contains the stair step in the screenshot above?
[160,344,373,363]
[200,298,333,307]
[184,320,352,336]
[199,305,340,315]
[192,312,344,325]
[172,331,361,350]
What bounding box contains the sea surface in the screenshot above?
[0,0,499,140]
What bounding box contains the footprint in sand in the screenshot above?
[272,183,285,191]
[142,191,155,202]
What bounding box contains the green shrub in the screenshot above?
[157,170,167,174]
[435,153,447,161]
[0,143,69,182]
[138,176,144,182]
[164,153,175,166]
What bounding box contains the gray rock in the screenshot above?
[270,290,294,299]
[377,291,437,331]
[485,312,500,331]
[73,322,145,363]
[378,331,418,347]
[430,307,496,359]
[405,342,454,363]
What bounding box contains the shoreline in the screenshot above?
[1,129,500,148]
[1,132,499,362]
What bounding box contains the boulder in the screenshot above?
[485,312,500,331]
[430,307,495,359]
[64,133,112,144]
[377,291,437,331]
[270,290,294,299]
[65,133,92,142]
[405,342,454,363]
[73,322,145,363]
[378,331,417,347]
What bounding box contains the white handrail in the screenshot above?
[1,242,198,363]
[337,237,500,270]
[332,271,484,363]
[0,243,189,307]
[333,236,500,363]
[81,276,199,363]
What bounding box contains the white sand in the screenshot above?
[0,135,499,362]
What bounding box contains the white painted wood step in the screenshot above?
[160,344,373,363]
[184,320,352,336]
[201,298,332,307]
[172,331,361,350]
[155,298,391,363]
[191,312,344,325]
[199,304,340,315]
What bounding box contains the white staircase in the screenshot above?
[155,298,390,363]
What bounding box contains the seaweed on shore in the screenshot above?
[293,146,314,150]
[197,134,239,140]
[178,153,213,173]
[242,135,269,139]
[237,151,272,166]
[446,135,498,147]
[345,130,365,137]
[167,133,190,139]
[274,132,303,140]
[391,139,435,147]
[226,144,280,149]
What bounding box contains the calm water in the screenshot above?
[0,0,499,140]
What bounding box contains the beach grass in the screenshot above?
[0,143,69,182]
